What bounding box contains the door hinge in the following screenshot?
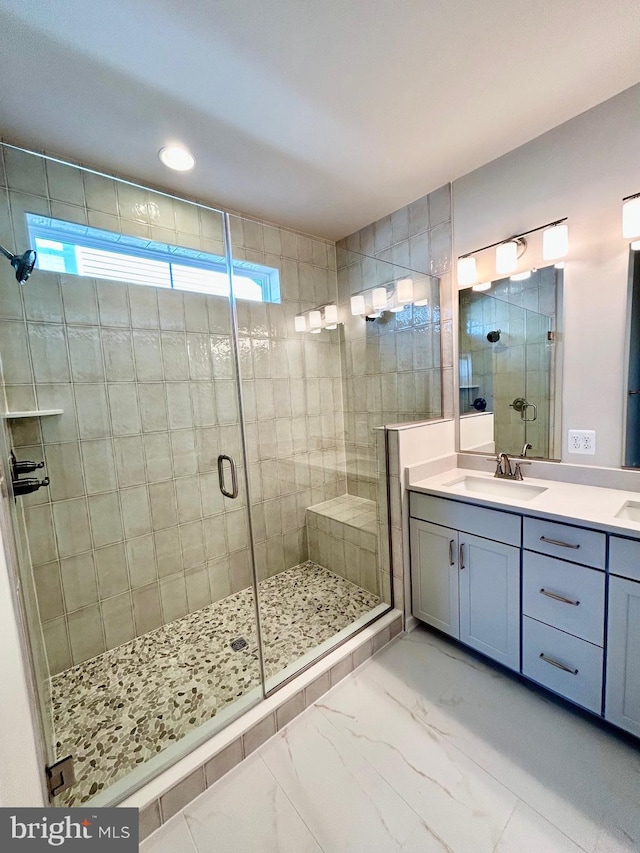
[46,755,75,799]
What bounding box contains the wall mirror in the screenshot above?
[623,249,640,467]
[458,265,563,460]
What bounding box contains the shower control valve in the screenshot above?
[12,476,50,497]
[13,458,45,475]
[10,451,50,499]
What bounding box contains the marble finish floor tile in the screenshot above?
[316,673,517,853]
[51,562,379,806]
[260,708,446,852]
[143,625,640,853]
[140,813,197,853]
[177,753,322,853]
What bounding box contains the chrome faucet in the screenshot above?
[498,452,512,477]
[520,442,532,458]
[487,451,531,481]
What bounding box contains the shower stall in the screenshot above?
[0,143,441,808]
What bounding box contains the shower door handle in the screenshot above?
[217,454,239,499]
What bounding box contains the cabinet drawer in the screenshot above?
[409,492,521,546]
[609,536,640,582]
[522,616,603,714]
[523,517,605,569]
[522,552,605,645]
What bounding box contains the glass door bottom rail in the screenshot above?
[51,561,380,806]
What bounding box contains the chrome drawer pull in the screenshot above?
[459,542,465,570]
[539,652,578,675]
[539,536,580,550]
[448,539,455,567]
[539,588,580,607]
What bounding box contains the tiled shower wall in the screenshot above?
[336,185,453,500]
[0,145,345,673]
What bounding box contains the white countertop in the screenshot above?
[409,467,640,539]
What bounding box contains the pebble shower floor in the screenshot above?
[50,562,379,806]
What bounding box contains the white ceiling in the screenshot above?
[1,0,639,240]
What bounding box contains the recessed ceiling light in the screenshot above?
[158,145,195,172]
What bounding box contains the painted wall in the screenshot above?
[453,82,640,468]
[0,527,45,806]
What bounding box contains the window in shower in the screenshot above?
[26,213,281,302]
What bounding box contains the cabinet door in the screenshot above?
[459,533,520,671]
[410,519,459,638]
[606,576,640,737]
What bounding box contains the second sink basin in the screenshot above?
[615,500,640,522]
[442,475,548,502]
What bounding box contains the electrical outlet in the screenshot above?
[568,429,596,455]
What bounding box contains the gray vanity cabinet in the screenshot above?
[458,533,520,671]
[606,537,640,738]
[409,494,521,671]
[521,519,606,714]
[410,519,459,637]
[409,489,640,738]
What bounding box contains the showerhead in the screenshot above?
[0,243,37,285]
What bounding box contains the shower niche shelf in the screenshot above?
[2,409,64,419]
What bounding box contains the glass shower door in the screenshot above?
[0,143,263,806]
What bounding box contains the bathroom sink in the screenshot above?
[614,500,640,522]
[441,475,547,502]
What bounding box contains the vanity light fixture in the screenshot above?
[622,193,640,239]
[631,241,640,252]
[542,222,569,261]
[457,217,568,287]
[350,274,433,318]
[395,277,414,306]
[457,255,477,287]
[388,278,414,312]
[324,304,338,329]
[158,145,196,172]
[511,270,532,281]
[294,303,342,334]
[308,310,322,333]
[413,276,434,307]
[496,239,521,274]
[350,293,366,315]
[472,281,492,291]
[371,287,387,311]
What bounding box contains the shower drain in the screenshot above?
[230,637,248,651]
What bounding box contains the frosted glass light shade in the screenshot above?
[324,304,338,329]
[396,277,414,304]
[511,270,531,281]
[542,223,569,260]
[457,256,477,287]
[294,314,307,332]
[413,277,432,306]
[308,310,322,330]
[631,241,640,251]
[623,196,640,239]
[350,294,366,315]
[372,287,387,310]
[472,281,491,291]
[496,241,518,274]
